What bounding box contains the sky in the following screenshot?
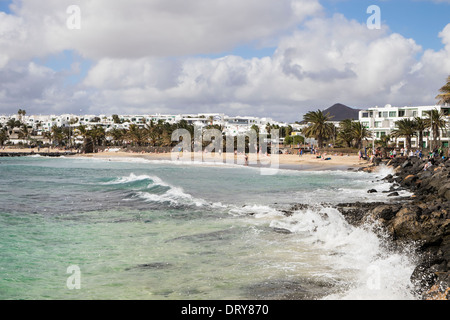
[0,0,449,122]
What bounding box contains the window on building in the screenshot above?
[375,122,381,128]
[398,110,405,117]
[390,111,397,117]
[362,112,369,118]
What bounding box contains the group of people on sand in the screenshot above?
[387,146,449,160]
[315,152,332,161]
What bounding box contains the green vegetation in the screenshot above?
[391,118,417,150]
[424,108,448,150]
[301,110,335,148]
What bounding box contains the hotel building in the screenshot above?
[359,104,450,149]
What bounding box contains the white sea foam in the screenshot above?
[104,173,164,185]
[107,173,226,208]
[266,205,418,300]
[102,168,417,299]
[228,204,285,219]
[136,186,209,207]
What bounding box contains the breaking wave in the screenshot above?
[104,173,225,208]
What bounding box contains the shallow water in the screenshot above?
[0,156,419,300]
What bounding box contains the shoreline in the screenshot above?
[335,156,450,300]
[70,151,369,171]
[72,152,369,172]
[0,147,370,171]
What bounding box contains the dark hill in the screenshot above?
[322,103,361,121]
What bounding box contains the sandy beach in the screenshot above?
[0,147,368,171]
[73,150,367,170]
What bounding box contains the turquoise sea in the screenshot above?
[0,156,419,300]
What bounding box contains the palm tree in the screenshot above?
[160,122,175,147]
[302,110,335,148]
[436,75,450,105]
[0,127,8,146]
[160,129,173,147]
[50,125,65,146]
[414,117,427,150]
[391,118,417,150]
[17,109,26,122]
[75,124,92,153]
[144,121,159,146]
[265,123,272,135]
[424,109,447,150]
[6,118,21,134]
[18,124,30,143]
[337,119,355,148]
[376,134,392,148]
[108,128,126,146]
[89,125,106,149]
[352,121,372,150]
[284,125,293,138]
[126,124,147,146]
[76,124,88,144]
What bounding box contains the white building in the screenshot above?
[359,104,450,149]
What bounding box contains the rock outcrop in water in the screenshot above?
[337,156,450,300]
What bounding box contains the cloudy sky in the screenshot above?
[0,0,449,122]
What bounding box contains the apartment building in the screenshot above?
[359,104,450,149]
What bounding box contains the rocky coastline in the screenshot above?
[342,156,450,299]
[283,155,450,299]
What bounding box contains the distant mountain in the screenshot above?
[322,103,361,121]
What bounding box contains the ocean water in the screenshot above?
[0,156,419,300]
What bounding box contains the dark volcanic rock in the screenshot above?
[290,156,450,299]
[372,158,450,299]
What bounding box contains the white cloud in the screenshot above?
[1,0,322,61]
[80,14,449,120]
[0,60,90,115]
[1,1,450,121]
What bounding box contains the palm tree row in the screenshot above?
[336,119,371,149]
[301,110,371,149]
[301,108,448,150]
[391,110,448,150]
[72,120,196,151]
